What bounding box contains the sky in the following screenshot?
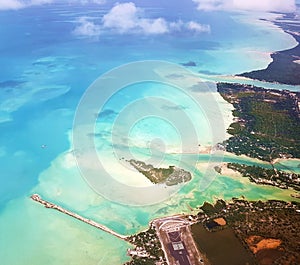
[73,2,211,36]
[192,0,296,12]
[0,1,298,42]
[0,0,297,12]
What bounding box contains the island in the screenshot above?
[216,82,300,193]
[128,159,192,186]
[217,82,300,162]
[226,163,300,191]
[238,13,300,85]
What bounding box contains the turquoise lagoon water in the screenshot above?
[0,1,299,265]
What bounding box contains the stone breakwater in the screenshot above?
[30,194,128,241]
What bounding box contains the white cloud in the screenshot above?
[193,0,296,12]
[139,18,169,34]
[0,0,106,10]
[101,2,210,35]
[187,21,211,33]
[30,0,52,4]
[193,0,223,11]
[73,17,101,37]
[102,2,139,32]
[169,20,211,33]
[169,20,185,31]
[0,0,24,10]
[74,2,211,37]
[102,2,169,34]
[232,0,296,12]
[0,0,52,10]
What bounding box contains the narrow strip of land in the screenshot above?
[30,194,128,241]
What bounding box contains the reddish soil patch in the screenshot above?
[246,235,282,254]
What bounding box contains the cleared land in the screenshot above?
[191,225,256,265]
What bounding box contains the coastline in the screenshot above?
[271,157,300,165]
[197,12,300,89]
[198,74,300,92]
[237,13,300,85]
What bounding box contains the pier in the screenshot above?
[30,194,128,241]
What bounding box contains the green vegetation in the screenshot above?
[227,163,300,191]
[125,259,156,265]
[128,159,191,185]
[200,200,226,216]
[141,166,175,184]
[125,228,165,265]
[218,83,300,161]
